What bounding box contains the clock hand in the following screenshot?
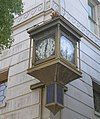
[44,39,48,57]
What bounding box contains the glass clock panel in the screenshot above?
[60,35,75,63]
[35,36,55,61]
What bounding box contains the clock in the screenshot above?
[35,36,55,61]
[27,17,82,115]
[60,35,75,63]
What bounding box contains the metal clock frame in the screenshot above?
[27,16,82,85]
[31,24,79,70]
[33,30,57,65]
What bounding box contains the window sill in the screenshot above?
[95,111,100,117]
[0,102,7,109]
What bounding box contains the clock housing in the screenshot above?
[27,16,82,85]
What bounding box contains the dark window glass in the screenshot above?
[93,81,100,113]
[57,84,63,105]
[93,90,100,113]
[46,84,55,104]
[88,0,95,33]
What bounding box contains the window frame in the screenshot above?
[0,68,9,108]
[92,79,100,116]
[88,1,95,20]
[88,0,96,33]
[0,81,7,104]
[87,0,100,36]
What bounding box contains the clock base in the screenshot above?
[27,59,82,85]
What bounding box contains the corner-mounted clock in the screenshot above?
[27,16,82,115]
[28,16,82,84]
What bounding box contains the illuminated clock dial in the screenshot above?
[36,37,55,61]
[60,35,75,63]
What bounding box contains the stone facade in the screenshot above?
[0,0,100,119]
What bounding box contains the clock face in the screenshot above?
[35,37,55,61]
[60,35,75,63]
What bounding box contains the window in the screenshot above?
[88,0,96,33]
[0,82,7,104]
[92,80,100,113]
[46,83,64,105]
[60,0,65,7]
[0,68,9,105]
[46,83,55,104]
[45,82,64,115]
[88,1,94,19]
